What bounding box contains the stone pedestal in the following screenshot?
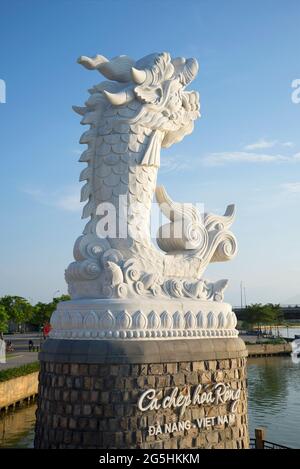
[34,338,248,449]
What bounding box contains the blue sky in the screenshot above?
[0,0,299,305]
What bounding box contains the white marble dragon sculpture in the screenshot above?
[65,52,237,303]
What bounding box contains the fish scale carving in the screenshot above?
[64,52,237,302]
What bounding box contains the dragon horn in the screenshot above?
[103,88,135,106]
[179,58,199,85]
[131,67,147,84]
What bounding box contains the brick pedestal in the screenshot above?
[35,338,248,449]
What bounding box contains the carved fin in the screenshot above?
[204,205,235,231]
[156,186,200,222]
[140,130,162,167]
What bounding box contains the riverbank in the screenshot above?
[0,363,39,412]
[246,342,292,357]
[1,355,298,449]
[0,340,293,414]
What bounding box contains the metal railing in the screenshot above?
[250,428,291,449]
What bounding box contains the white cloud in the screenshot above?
[22,186,82,212]
[244,139,277,150]
[244,138,295,151]
[281,182,300,193]
[202,151,290,166]
[56,194,82,212]
[203,150,300,167]
[160,154,191,174]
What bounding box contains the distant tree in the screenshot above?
[264,303,283,335]
[0,305,9,333]
[244,303,264,330]
[30,294,70,327]
[31,302,54,327]
[53,294,70,305]
[0,296,33,327]
[244,303,283,332]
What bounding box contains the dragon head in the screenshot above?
[78,52,200,148]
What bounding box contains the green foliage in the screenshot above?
[30,294,70,327]
[0,296,33,325]
[261,338,287,344]
[0,305,9,333]
[244,303,283,328]
[0,362,40,382]
[244,338,286,345]
[0,294,70,329]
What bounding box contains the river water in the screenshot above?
[1,356,299,448]
[248,355,300,449]
[278,326,300,339]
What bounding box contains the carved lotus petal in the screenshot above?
[99,310,115,330]
[133,310,147,330]
[231,312,237,328]
[148,310,160,329]
[117,310,132,329]
[83,311,98,329]
[196,311,206,328]
[207,311,217,329]
[61,311,71,330]
[50,310,60,329]
[160,311,172,329]
[185,311,196,329]
[71,311,83,329]
[218,312,226,328]
[226,311,233,329]
[173,311,184,329]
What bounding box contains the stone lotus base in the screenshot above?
[34,337,249,449]
[50,298,238,340]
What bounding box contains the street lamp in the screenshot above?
[53,290,60,299]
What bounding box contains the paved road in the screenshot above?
[0,351,39,370]
[0,333,41,370]
[3,333,43,352]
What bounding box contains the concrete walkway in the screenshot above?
[0,351,39,371]
[0,333,41,370]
